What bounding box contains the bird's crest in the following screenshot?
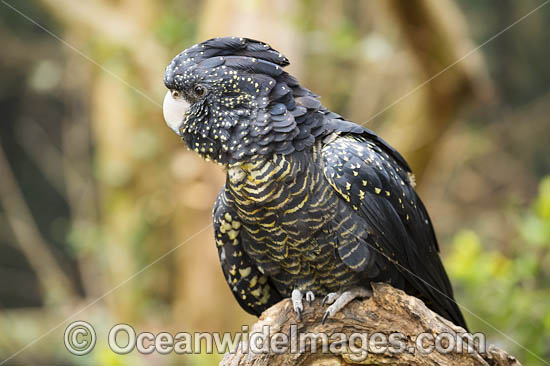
[189,37,290,67]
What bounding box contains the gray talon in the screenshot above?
[291,289,304,320]
[305,291,315,304]
[322,292,340,306]
[321,287,372,322]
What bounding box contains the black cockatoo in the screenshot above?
[162,37,467,329]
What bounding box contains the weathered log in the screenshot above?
[220,283,520,366]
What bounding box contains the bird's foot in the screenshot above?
[291,289,315,321]
[321,287,372,324]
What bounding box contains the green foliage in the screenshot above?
[446,177,550,365]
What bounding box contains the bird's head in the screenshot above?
[163,37,322,166]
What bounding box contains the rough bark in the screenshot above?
[220,283,521,366]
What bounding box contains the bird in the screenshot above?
[162,36,468,330]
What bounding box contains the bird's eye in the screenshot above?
[193,85,206,97]
[171,90,181,98]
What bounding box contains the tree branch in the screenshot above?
[220,283,521,366]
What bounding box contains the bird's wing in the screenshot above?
[320,126,467,329]
[213,187,282,316]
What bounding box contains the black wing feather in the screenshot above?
[321,126,467,329]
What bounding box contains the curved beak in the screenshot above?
[163,91,189,136]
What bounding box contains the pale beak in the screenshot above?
[163,91,189,136]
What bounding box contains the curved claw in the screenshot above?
[322,294,330,306]
[296,307,302,321]
[321,310,330,324]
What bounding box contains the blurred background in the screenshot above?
[0,0,549,364]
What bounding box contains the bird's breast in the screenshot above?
[227,154,336,259]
